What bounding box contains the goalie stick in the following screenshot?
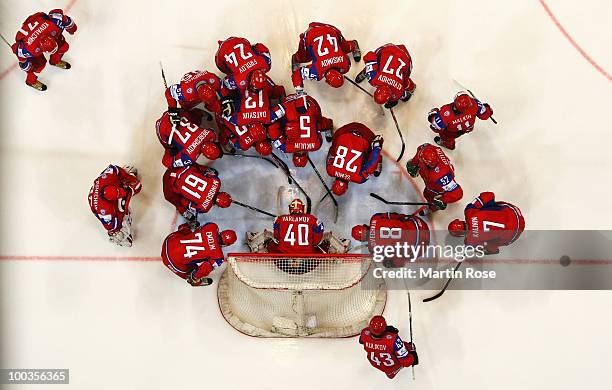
[422,261,464,302]
[389,107,406,162]
[307,156,339,222]
[271,153,312,214]
[370,192,432,206]
[452,79,497,124]
[232,200,277,218]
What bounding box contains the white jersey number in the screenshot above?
[180,233,206,258]
[369,352,395,367]
[381,55,407,78]
[283,223,309,246]
[181,174,208,200]
[299,116,311,138]
[313,34,338,57]
[333,145,362,173]
[224,43,253,67]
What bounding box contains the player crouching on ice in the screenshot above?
[164,69,222,125]
[247,199,350,254]
[406,143,463,212]
[355,43,416,109]
[448,192,525,255]
[291,22,361,93]
[88,165,142,247]
[12,9,77,91]
[428,91,493,150]
[352,212,430,268]
[162,164,232,227]
[162,222,237,286]
[360,315,418,379]
[156,108,221,168]
[326,122,383,196]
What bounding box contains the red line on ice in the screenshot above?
[539,0,611,82]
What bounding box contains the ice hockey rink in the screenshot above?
[1,0,611,388]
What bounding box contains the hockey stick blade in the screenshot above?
[370,192,431,206]
[389,108,405,162]
[422,261,463,302]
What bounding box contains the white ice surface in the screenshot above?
[1,0,611,389]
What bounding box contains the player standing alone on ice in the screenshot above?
[406,143,463,212]
[360,315,418,379]
[161,222,237,286]
[11,9,77,91]
[448,191,525,254]
[88,165,142,247]
[428,91,494,150]
[291,22,361,92]
[355,43,417,108]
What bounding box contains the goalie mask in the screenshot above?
[289,199,305,214]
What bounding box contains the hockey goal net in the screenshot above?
[217,253,387,337]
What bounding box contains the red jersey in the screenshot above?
[410,143,460,196]
[216,114,256,151]
[15,12,64,58]
[215,37,271,90]
[163,164,222,214]
[368,212,430,255]
[88,165,141,233]
[326,123,381,183]
[363,44,415,100]
[162,223,225,278]
[155,110,217,168]
[295,22,352,75]
[277,94,332,153]
[429,96,493,136]
[165,70,221,110]
[463,192,525,254]
[272,213,324,254]
[359,326,416,378]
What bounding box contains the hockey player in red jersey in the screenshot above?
[215,36,272,92]
[326,122,383,196]
[266,199,325,254]
[406,143,463,212]
[449,192,525,255]
[164,70,222,124]
[352,212,430,267]
[162,164,232,223]
[355,43,416,108]
[291,22,360,92]
[161,222,237,286]
[88,165,141,247]
[428,91,494,150]
[12,9,77,91]
[271,93,333,167]
[359,315,418,379]
[156,109,221,168]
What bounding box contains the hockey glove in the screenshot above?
[406,161,419,177]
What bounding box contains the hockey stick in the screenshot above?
[307,156,338,222]
[159,61,168,88]
[0,34,11,48]
[370,193,432,206]
[271,152,312,214]
[407,289,416,380]
[232,200,277,218]
[345,77,385,116]
[452,79,497,124]
[389,107,405,162]
[225,152,280,168]
[422,261,463,302]
[159,61,180,145]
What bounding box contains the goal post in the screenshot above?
[217,253,387,337]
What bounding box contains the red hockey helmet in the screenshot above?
[351,224,369,241]
[197,84,216,103]
[448,219,468,237]
[324,69,344,88]
[249,122,267,142]
[419,147,438,168]
[289,199,305,214]
[102,185,127,201]
[453,92,473,113]
[331,179,349,196]
[369,315,387,336]
[255,141,272,156]
[292,153,308,167]
[249,69,267,91]
[374,85,392,105]
[215,192,232,208]
[220,230,237,246]
[40,35,58,53]
[201,142,221,160]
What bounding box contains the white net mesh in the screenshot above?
[217,253,387,337]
